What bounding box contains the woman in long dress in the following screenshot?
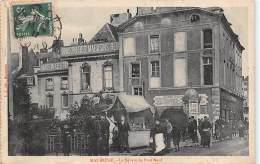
[200,116,212,148]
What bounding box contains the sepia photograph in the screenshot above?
[0,0,255,163]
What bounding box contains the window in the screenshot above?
[46,95,54,107]
[62,94,69,108]
[174,32,186,52]
[103,65,113,89]
[150,61,161,88]
[203,29,213,48]
[190,14,200,22]
[151,61,160,77]
[36,59,40,67]
[46,78,54,91]
[81,64,91,91]
[123,37,136,56]
[202,57,213,85]
[133,86,143,96]
[40,58,48,65]
[149,34,160,53]
[61,76,68,90]
[131,63,140,78]
[174,58,187,87]
[27,77,34,86]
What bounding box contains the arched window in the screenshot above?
[81,62,91,91]
[103,61,113,90]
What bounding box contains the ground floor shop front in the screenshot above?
[142,87,243,124]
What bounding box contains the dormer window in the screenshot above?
[191,14,200,22]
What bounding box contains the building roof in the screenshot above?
[89,23,118,44]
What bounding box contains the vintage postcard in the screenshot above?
[0,0,255,163]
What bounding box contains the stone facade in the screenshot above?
[118,7,244,122]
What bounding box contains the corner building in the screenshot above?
[118,7,244,123]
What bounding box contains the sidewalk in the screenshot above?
[109,137,231,156]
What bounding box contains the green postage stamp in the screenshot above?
[13,3,53,38]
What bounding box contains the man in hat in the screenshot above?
[118,116,130,153]
[200,116,212,148]
[190,116,198,143]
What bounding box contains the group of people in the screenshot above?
[149,116,213,155]
[214,118,248,141]
[112,116,131,153]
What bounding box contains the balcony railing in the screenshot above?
[39,61,68,72]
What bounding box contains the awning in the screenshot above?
[107,95,153,113]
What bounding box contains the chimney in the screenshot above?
[78,33,85,45]
[21,46,29,73]
[110,9,132,27]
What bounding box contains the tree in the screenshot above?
[12,78,32,155]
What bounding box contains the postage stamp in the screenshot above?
[13,3,53,38]
[0,0,255,164]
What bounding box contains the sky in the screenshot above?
[10,6,248,76]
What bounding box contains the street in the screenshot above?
[110,137,249,156]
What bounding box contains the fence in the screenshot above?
[46,132,88,155]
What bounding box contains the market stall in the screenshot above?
[106,95,154,148]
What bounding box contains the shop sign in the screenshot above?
[154,94,208,107]
[153,95,183,107]
[61,42,119,56]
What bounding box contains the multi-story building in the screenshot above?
[25,11,131,119]
[117,7,244,122]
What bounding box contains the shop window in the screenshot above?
[123,37,136,56]
[133,86,143,96]
[103,64,113,90]
[131,63,140,78]
[150,61,161,88]
[81,63,91,91]
[202,57,213,85]
[149,34,160,53]
[61,76,68,90]
[27,77,35,86]
[203,29,213,48]
[46,78,54,91]
[174,32,186,52]
[46,94,54,107]
[62,94,69,108]
[174,58,187,87]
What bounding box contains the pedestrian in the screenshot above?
[200,116,212,148]
[190,116,198,143]
[62,124,71,156]
[95,115,102,155]
[87,115,100,156]
[172,122,181,152]
[165,119,173,150]
[100,114,110,155]
[118,116,131,153]
[112,122,120,152]
[150,119,166,155]
[187,117,192,139]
